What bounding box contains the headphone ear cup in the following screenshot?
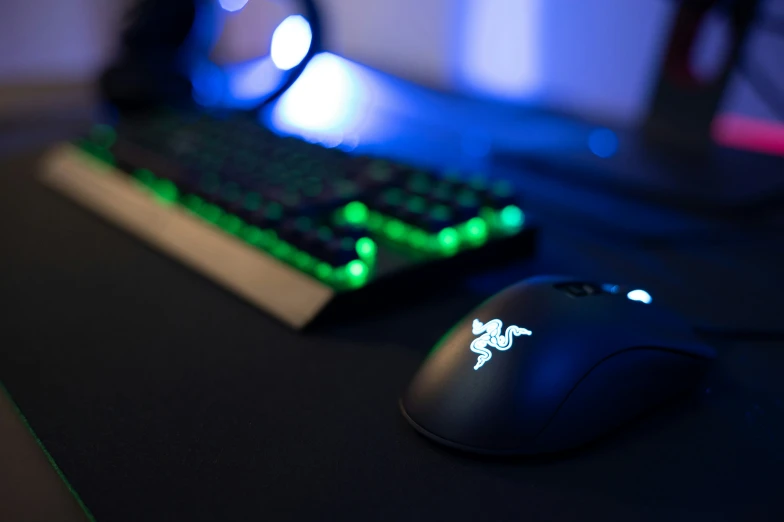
[100,57,194,112]
[100,0,322,112]
[100,0,202,111]
[120,0,199,54]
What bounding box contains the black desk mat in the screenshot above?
[2,150,784,522]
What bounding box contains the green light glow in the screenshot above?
[315,263,333,280]
[332,266,347,284]
[257,229,277,247]
[499,205,524,228]
[346,260,369,281]
[355,237,377,259]
[437,227,460,251]
[479,207,495,222]
[200,204,223,224]
[181,194,203,213]
[344,201,369,225]
[408,229,428,249]
[293,251,315,270]
[384,219,407,240]
[219,214,244,235]
[241,226,265,246]
[132,182,528,291]
[367,211,384,231]
[133,169,156,187]
[152,179,178,204]
[464,217,488,242]
[95,148,115,165]
[271,240,293,260]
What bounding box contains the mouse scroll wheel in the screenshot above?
[554,282,619,297]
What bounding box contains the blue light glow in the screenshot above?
[178,0,221,85]
[626,289,652,304]
[272,53,361,135]
[228,56,284,103]
[470,319,532,370]
[266,52,411,147]
[588,128,618,158]
[219,0,248,13]
[271,15,313,71]
[191,60,226,107]
[460,0,541,100]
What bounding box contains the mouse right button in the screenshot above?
[532,348,710,454]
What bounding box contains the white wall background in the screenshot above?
[0,0,128,83]
[0,0,780,125]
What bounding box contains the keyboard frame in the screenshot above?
[42,143,535,329]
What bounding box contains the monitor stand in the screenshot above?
[493,0,783,215]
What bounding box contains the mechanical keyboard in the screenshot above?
[42,111,534,327]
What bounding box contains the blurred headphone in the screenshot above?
[100,0,322,112]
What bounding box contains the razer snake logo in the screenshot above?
[470,319,532,370]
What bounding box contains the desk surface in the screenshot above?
[1,102,784,521]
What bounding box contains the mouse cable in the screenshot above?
[694,327,784,342]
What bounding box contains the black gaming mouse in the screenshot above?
[400,275,716,455]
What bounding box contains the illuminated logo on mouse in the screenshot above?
[470,319,532,370]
